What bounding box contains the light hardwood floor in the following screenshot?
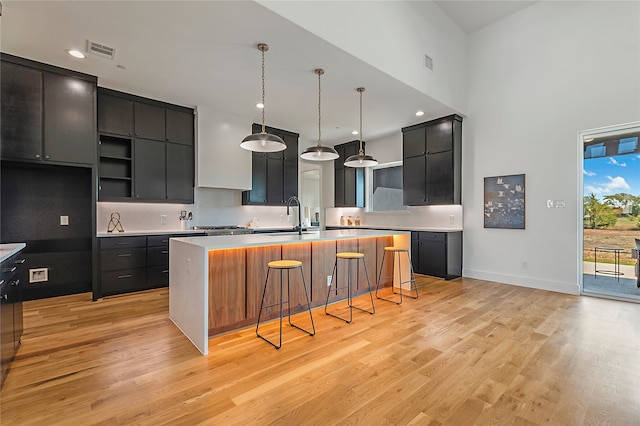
[2,276,640,425]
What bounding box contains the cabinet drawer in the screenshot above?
[418,232,445,242]
[147,265,169,288]
[147,235,171,247]
[100,269,147,296]
[147,246,169,267]
[100,236,146,250]
[100,247,146,271]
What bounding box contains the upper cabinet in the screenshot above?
[334,140,365,208]
[97,88,195,203]
[0,54,96,166]
[402,115,462,206]
[242,124,299,206]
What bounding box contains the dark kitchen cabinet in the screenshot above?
[402,115,462,206]
[411,231,462,280]
[134,139,166,200]
[334,141,365,207]
[97,92,134,136]
[0,54,96,166]
[1,250,25,387]
[242,124,299,206]
[97,88,195,203]
[135,102,165,141]
[97,233,203,298]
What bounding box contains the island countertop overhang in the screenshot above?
[171,229,405,250]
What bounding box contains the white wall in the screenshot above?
[196,105,252,190]
[463,1,640,294]
[258,0,468,114]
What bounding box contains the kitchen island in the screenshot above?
[169,229,410,354]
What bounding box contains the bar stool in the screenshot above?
[256,260,315,349]
[375,246,418,304]
[324,252,375,323]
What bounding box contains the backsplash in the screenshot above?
[325,205,463,230]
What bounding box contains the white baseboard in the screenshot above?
[462,268,580,295]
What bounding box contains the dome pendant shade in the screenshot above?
[300,144,339,161]
[241,43,286,153]
[345,87,377,168]
[344,152,378,167]
[240,132,286,152]
[301,68,339,162]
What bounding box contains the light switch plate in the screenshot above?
[60,215,69,225]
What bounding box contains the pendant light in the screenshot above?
[344,87,378,168]
[240,43,286,152]
[300,69,339,161]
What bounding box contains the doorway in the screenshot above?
[580,121,640,302]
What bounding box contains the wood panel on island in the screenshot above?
[204,235,394,338]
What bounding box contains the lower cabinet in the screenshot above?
[1,251,26,387]
[98,233,202,297]
[411,231,462,280]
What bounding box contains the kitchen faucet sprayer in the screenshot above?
[286,196,302,235]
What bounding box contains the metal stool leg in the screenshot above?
[287,267,315,336]
[354,257,375,315]
[256,267,283,349]
[325,258,353,323]
[376,249,418,305]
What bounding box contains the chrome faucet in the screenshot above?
[286,196,302,235]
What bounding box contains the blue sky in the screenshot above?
[584,154,640,198]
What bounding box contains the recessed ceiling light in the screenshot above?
[416,111,424,116]
[352,130,358,135]
[67,49,85,59]
[256,103,264,109]
[584,137,595,142]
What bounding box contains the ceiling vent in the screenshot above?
[87,40,116,60]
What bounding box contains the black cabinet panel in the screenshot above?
[165,109,193,145]
[98,93,133,136]
[411,231,462,280]
[43,72,95,165]
[134,102,165,141]
[243,125,298,206]
[101,268,147,296]
[402,126,425,158]
[402,115,462,206]
[100,247,146,272]
[0,61,42,160]
[147,265,169,288]
[147,246,169,267]
[166,143,194,202]
[334,140,365,207]
[134,139,166,200]
[100,236,146,250]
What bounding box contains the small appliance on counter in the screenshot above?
[191,225,254,236]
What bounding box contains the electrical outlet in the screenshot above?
[161,215,167,224]
[449,215,454,224]
[327,275,332,287]
[60,215,69,226]
[522,261,528,269]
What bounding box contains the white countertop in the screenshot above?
[172,229,405,250]
[325,225,463,232]
[0,243,26,263]
[97,229,205,238]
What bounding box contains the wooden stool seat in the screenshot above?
[325,251,375,323]
[268,260,302,269]
[376,246,418,305]
[336,252,365,259]
[256,259,315,349]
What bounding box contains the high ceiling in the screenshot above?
[0,1,536,146]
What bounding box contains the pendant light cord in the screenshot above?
[317,69,322,146]
[358,87,365,155]
[261,45,266,134]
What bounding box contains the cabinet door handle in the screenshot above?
[117,254,132,257]
[2,294,7,301]
[162,270,169,274]
[0,279,4,286]
[45,155,51,159]
[35,154,41,159]
[117,274,132,279]
[162,250,169,254]
[116,242,132,246]
[14,259,26,264]
[12,279,20,286]
[3,267,17,273]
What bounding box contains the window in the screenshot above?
[367,162,406,212]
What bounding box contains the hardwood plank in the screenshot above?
[2,277,640,425]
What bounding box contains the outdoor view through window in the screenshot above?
[583,131,640,299]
